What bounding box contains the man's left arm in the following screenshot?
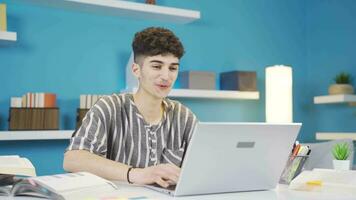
[160,108,198,167]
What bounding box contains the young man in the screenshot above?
[63,27,197,188]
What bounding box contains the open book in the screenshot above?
[0,155,36,177]
[0,155,37,196]
[0,172,118,199]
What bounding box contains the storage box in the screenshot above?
[76,108,89,129]
[220,71,257,91]
[8,108,59,130]
[179,71,216,90]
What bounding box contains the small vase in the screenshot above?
[333,160,351,170]
[145,0,156,5]
[328,84,354,95]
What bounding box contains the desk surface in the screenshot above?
[4,183,356,200]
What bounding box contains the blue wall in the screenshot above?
[3,0,353,175]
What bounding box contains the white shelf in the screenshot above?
[316,132,356,141]
[314,94,356,104]
[123,88,260,100]
[0,31,17,41]
[0,130,74,141]
[169,88,259,99]
[14,0,200,24]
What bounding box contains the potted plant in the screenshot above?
[332,142,351,170]
[328,72,354,95]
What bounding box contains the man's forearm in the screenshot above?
[63,150,129,181]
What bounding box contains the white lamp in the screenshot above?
[265,65,293,123]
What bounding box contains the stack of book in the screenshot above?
[10,93,56,108]
[79,94,104,109]
[9,93,59,130]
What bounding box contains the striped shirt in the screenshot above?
[66,93,198,168]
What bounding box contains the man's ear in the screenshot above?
[132,63,140,78]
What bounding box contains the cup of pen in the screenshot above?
[279,154,309,184]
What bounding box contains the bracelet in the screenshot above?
[127,167,134,184]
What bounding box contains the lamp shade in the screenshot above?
[265,65,293,123]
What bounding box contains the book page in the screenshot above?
[289,169,356,195]
[32,172,117,194]
[0,157,36,177]
[0,185,12,196]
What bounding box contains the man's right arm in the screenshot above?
[63,150,129,181]
[63,149,180,188]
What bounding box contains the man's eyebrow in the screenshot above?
[150,60,179,65]
[150,60,164,64]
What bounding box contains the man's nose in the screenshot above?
[160,68,170,80]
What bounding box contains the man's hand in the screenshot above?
[129,163,180,188]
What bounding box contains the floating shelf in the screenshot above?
[13,0,200,24]
[0,130,74,141]
[314,94,356,104]
[316,132,356,141]
[0,31,17,42]
[122,88,260,100]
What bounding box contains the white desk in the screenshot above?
[5,182,356,200]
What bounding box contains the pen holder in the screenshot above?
[279,155,309,185]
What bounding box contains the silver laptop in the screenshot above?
[146,122,302,196]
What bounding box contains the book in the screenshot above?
[0,3,6,31]
[289,168,356,195]
[86,94,92,109]
[10,97,22,108]
[0,172,118,199]
[79,95,86,109]
[0,155,36,177]
[44,93,56,108]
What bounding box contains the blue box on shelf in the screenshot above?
[220,70,257,91]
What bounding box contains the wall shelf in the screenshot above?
[0,31,17,42]
[0,130,74,141]
[314,94,356,104]
[122,88,260,100]
[13,0,200,24]
[316,132,356,141]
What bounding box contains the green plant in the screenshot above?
[334,72,352,84]
[332,143,350,160]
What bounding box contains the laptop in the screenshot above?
[146,122,302,196]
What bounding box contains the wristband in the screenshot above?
[127,167,134,184]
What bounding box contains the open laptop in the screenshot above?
[146,122,302,196]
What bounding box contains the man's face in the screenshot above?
[133,54,179,99]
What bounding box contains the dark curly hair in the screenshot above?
[132,27,184,63]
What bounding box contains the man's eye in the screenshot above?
[169,67,178,71]
[152,65,161,69]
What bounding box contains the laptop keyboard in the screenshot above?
[150,183,176,191]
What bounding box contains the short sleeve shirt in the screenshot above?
[66,93,198,168]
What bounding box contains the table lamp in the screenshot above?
[265,65,293,123]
